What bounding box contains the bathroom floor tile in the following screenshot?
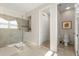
[57,44,75,56]
[0,42,49,56]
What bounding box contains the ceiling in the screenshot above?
[0,3,45,14]
[58,3,75,13]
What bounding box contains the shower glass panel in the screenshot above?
[0,17,9,47]
[8,19,22,45]
[0,15,23,49]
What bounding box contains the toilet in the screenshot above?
[63,32,69,46]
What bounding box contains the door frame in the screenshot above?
[38,6,51,49]
[75,3,79,56]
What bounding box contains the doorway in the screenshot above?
[39,7,50,49]
[57,3,75,56]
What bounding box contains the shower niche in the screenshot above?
[21,16,31,32]
[27,16,31,32]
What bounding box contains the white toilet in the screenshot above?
[63,32,69,46]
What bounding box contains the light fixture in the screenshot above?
[66,7,71,10]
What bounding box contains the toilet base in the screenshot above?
[64,42,68,46]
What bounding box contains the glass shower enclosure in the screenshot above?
[0,14,27,50]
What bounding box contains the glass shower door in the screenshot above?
[0,17,9,47]
[8,19,23,49]
[0,16,23,47]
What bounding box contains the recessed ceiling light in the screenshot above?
[66,7,71,10]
